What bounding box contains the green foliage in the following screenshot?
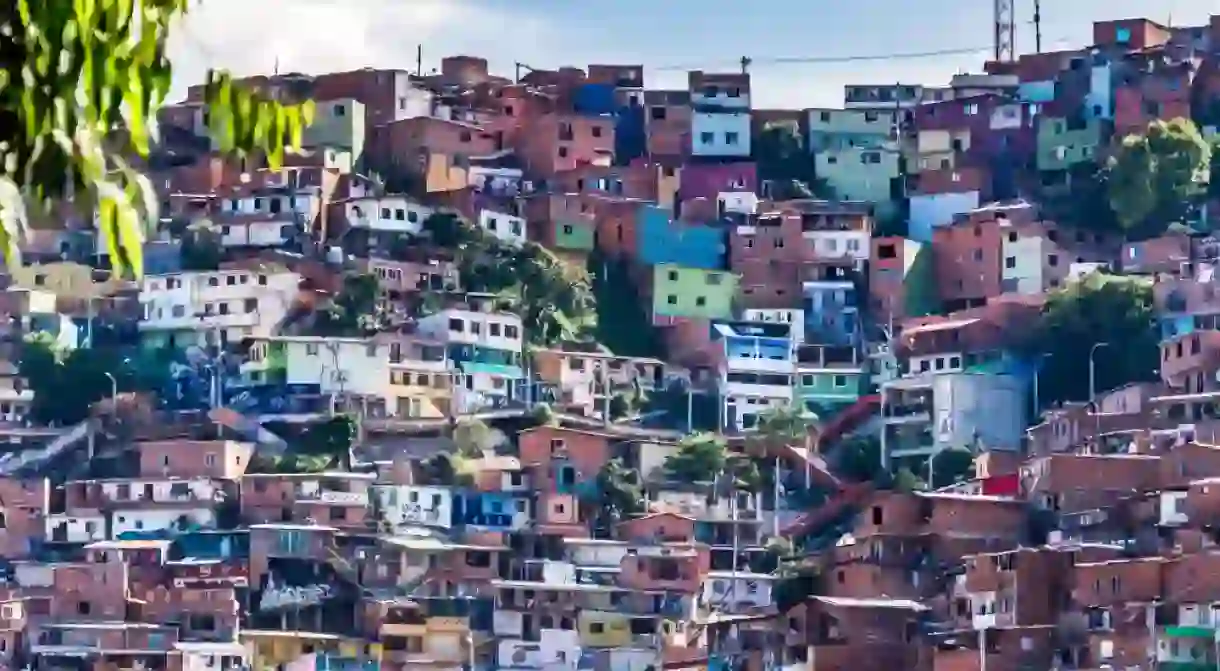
[755,403,818,449]
[726,452,762,493]
[1,1,313,277]
[298,415,356,457]
[930,446,976,489]
[248,453,333,474]
[892,467,924,493]
[452,417,496,458]
[1108,118,1210,239]
[834,435,884,483]
[19,337,154,426]
[530,403,556,427]
[664,433,727,483]
[179,224,223,271]
[588,253,663,358]
[1040,163,1120,234]
[418,452,475,487]
[581,458,645,532]
[423,213,596,347]
[608,393,631,421]
[313,273,387,337]
[1023,274,1159,407]
[754,124,830,198]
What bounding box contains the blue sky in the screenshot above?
[172,0,1210,108]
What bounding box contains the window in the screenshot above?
[505,325,519,339]
[651,106,667,120]
[244,298,258,313]
[448,318,464,332]
[459,131,472,143]
[558,146,569,158]
[972,249,983,262]
[964,103,979,115]
[1005,256,1016,269]
[306,344,319,356]
[1116,27,1131,43]
[705,273,722,285]
[395,209,406,221]
[668,270,679,282]
[725,132,739,145]
[666,295,678,305]
[1048,254,1059,267]
[699,131,714,145]
[833,375,848,388]
[695,296,706,307]
[490,323,502,337]
[562,224,574,235]
[333,103,346,116]
[860,152,881,164]
[878,244,896,260]
[591,126,603,138]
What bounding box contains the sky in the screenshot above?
[169,0,1212,109]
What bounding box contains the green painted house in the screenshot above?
[1036,115,1109,172]
[554,218,595,251]
[651,265,738,321]
[795,343,868,416]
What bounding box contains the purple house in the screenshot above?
[678,162,758,202]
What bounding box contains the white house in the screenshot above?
[374,485,453,529]
[700,571,775,613]
[344,196,433,234]
[276,336,392,400]
[478,209,527,246]
[138,268,302,348]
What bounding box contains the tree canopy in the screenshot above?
[422,213,596,347]
[2,1,312,277]
[754,124,829,199]
[1023,275,1159,408]
[18,335,162,426]
[1108,118,1210,239]
[312,272,387,337]
[664,433,727,483]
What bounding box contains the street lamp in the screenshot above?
[1089,342,1110,403]
[103,372,117,401]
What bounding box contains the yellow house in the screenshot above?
[380,615,471,666]
[577,610,633,648]
[10,261,107,297]
[388,363,453,419]
[240,631,381,668]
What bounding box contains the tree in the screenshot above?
[1108,118,1210,239]
[892,467,924,493]
[1,2,312,276]
[1023,274,1159,408]
[754,124,828,197]
[19,335,143,426]
[608,393,631,421]
[726,453,762,493]
[930,447,976,489]
[834,435,884,483]
[664,433,726,483]
[452,418,496,458]
[581,459,645,534]
[313,273,387,337]
[298,416,357,460]
[755,403,819,452]
[180,223,223,271]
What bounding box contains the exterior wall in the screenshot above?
[516,114,615,177]
[281,338,390,399]
[477,209,527,246]
[815,147,900,203]
[139,269,302,342]
[303,98,367,165]
[909,192,980,243]
[806,108,898,151]
[344,196,434,234]
[1036,116,1108,171]
[870,237,936,321]
[1000,235,1048,294]
[651,265,738,321]
[678,163,757,202]
[636,205,725,269]
[933,221,1004,306]
[933,372,1027,452]
[690,111,751,157]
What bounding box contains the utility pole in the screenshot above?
[739,56,752,75]
[1033,0,1043,53]
[993,0,1015,62]
[416,45,423,77]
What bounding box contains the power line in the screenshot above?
[651,46,992,72]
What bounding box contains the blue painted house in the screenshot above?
[454,491,531,531]
[636,205,726,269]
[802,280,861,346]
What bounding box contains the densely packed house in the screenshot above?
[10,11,1220,671]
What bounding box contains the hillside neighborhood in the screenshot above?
[8,8,1220,671]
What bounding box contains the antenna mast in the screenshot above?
[994,0,1015,62]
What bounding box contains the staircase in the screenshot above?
[780,482,874,544]
[816,394,880,450]
[0,419,93,476]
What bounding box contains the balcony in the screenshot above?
[298,489,369,506]
[882,402,931,424]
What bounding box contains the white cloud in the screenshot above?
[166,0,545,97]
